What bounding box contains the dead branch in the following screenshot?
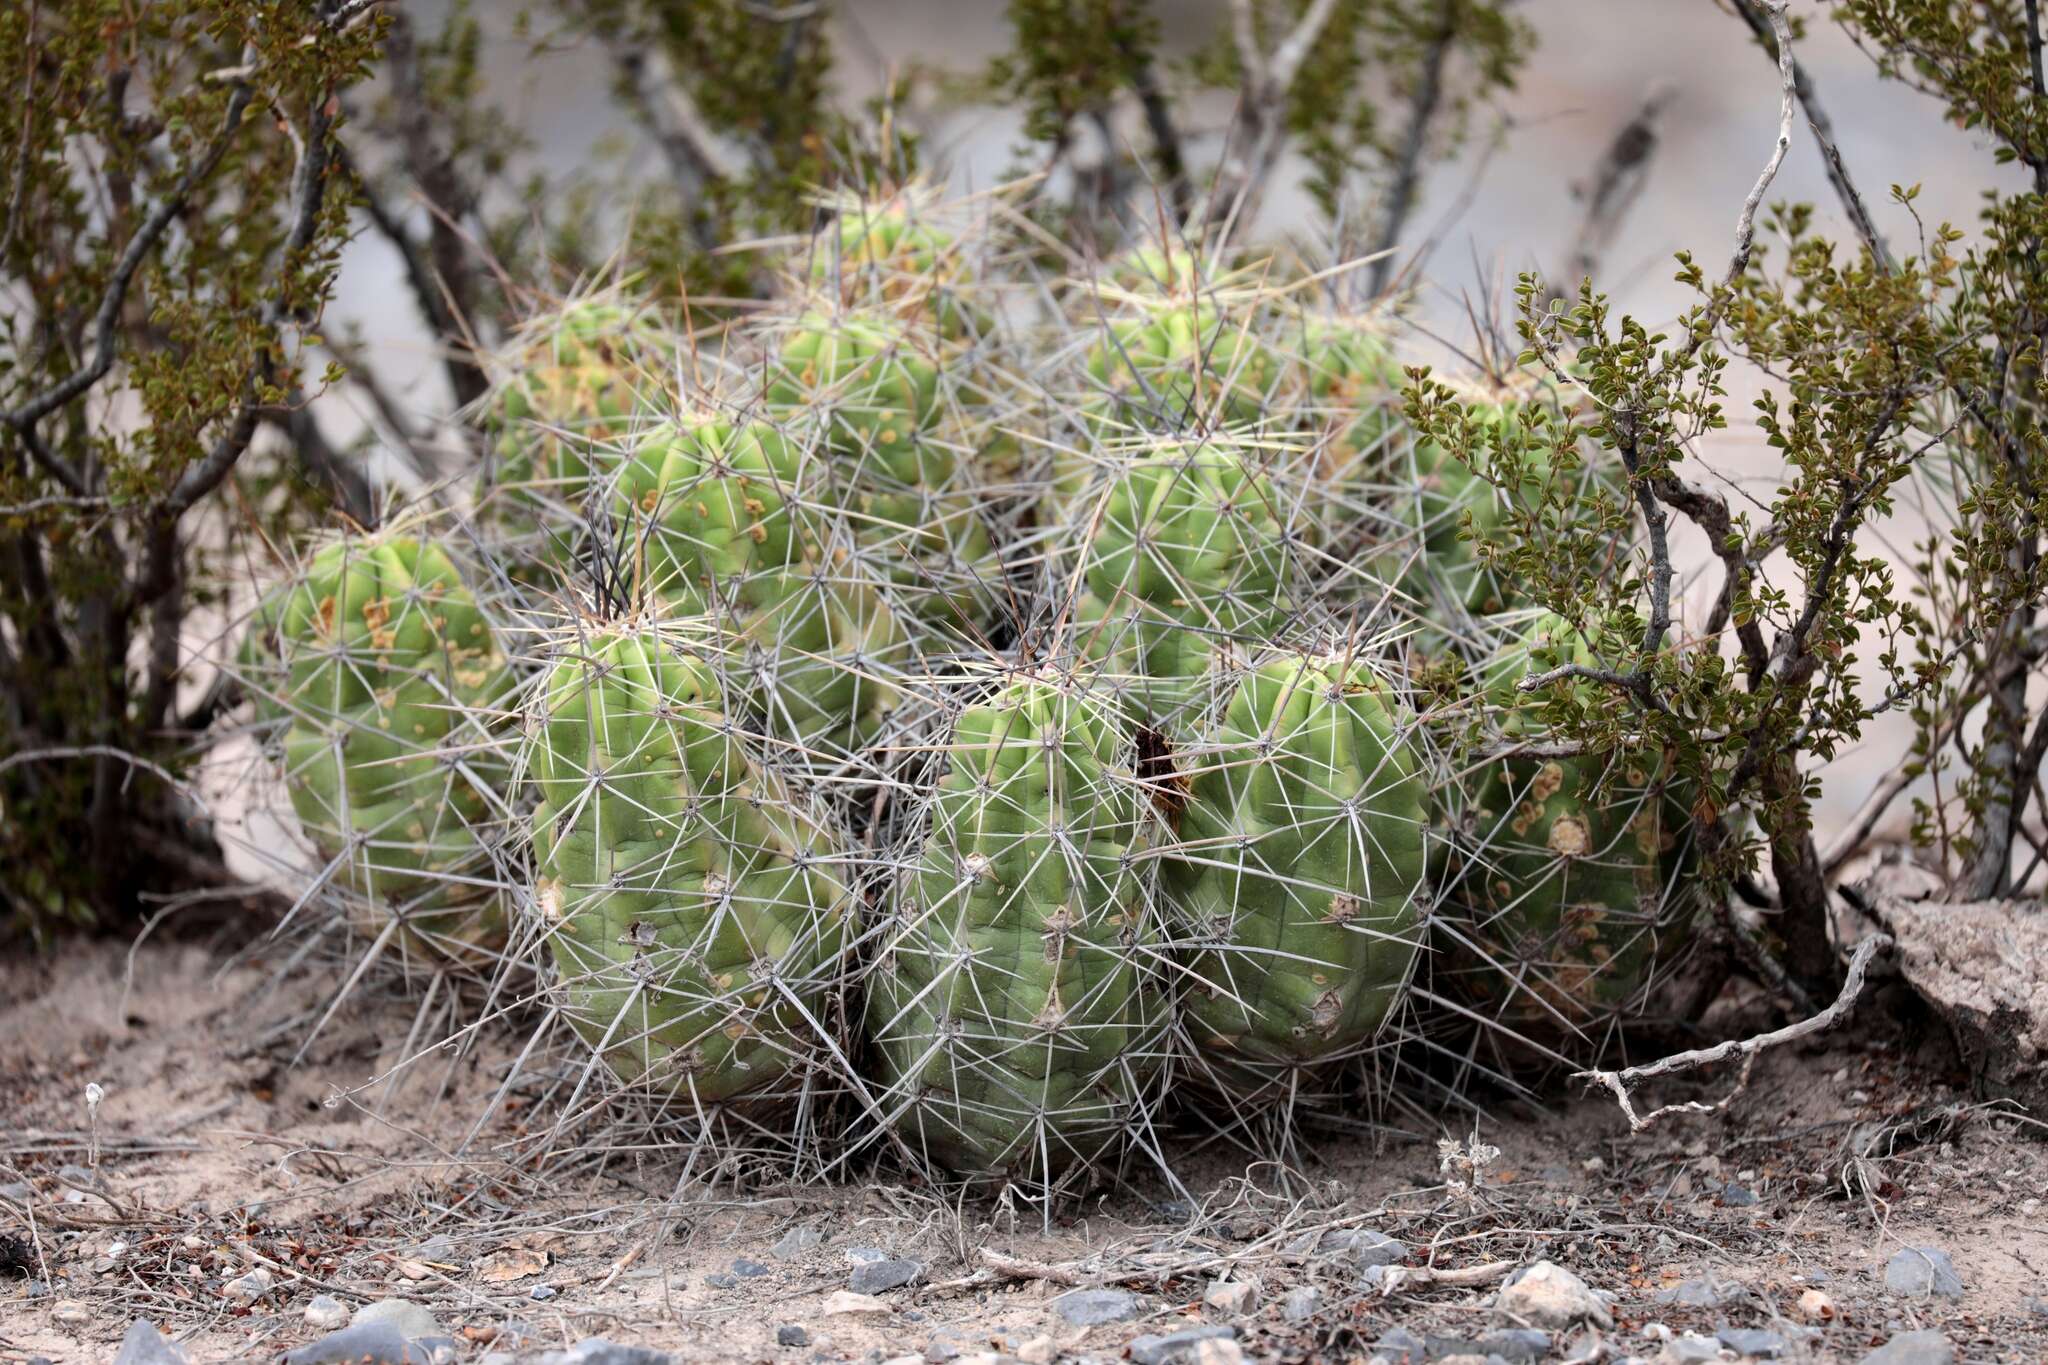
[599,28,745,253]
[1117,34,1192,223]
[1543,83,1675,309]
[1368,0,1457,298]
[1371,1259,1516,1294]
[976,1247,1084,1286]
[1728,0,1893,273]
[1,84,256,494]
[1576,932,1892,1132]
[1203,0,1341,240]
[377,12,489,409]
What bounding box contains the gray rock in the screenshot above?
[1360,1263,1395,1290]
[1719,1182,1761,1208]
[771,1226,824,1260]
[549,1342,675,1365]
[1883,1247,1963,1299]
[1127,1326,1236,1365]
[704,1273,739,1289]
[924,1326,1001,1362]
[1665,1335,1720,1365]
[222,1268,272,1303]
[1496,1262,1614,1330]
[1373,1326,1427,1365]
[410,1235,459,1265]
[1052,1288,1143,1328]
[844,1246,889,1265]
[733,1258,771,1278]
[849,1258,923,1294]
[1202,1278,1256,1316]
[352,1299,442,1341]
[283,1325,429,1365]
[303,1295,350,1330]
[0,1181,33,1204]
[1858,1330,1955,1365]
[112,1321,189,1365]
[531,1284,558,1301]
[1341,1229,1408,1269]
[1476,1329,1550,1362]
[1653,1276,1739,1308]
[777,1325,810,1347]
[1280,1286,1322,1324]
[1717,1327,1787,1358]
[2027,1295,2048,1317]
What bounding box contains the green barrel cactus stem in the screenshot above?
[765,308,1004,629]
[475,295,671,577]
[249,533,514,961]
[1437,612,1698,1042]
[1071,442,1305,730]
[867,669,1166,1180]
[1168,654,1427,1095]
[529,620,851,1101]
[611,413,913,759]
[807,184,980,338]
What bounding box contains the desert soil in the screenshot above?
[3,932,2046,1365]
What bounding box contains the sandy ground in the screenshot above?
[3,932,2048,1365]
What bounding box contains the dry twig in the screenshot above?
[1576,933,1893,1132]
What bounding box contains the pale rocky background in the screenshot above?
[308,0,2030,846]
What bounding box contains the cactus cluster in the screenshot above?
[239,187,1701,1188]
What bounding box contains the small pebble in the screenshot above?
[1717,1327,1788,1358]
[1883,1247,1964,1300]
[1859,1330,1955,1365]
[704,1272,738,1290]
[1797,1288,1836,1322]
[1280,1286,1322,1324]
[820,1290,892,1317]
[776,1325,808,1348]
[1052,1287,1142,1328]
[282,1324,415,1365]
[1665,1334,1720,1365]
[223,1268,273,1303]
[770,1225,823,1260]
[1202,1277,1256,1316]
[1478,1328,1551,1362]
[1373,1325,1427,1365]
[531,1284,558,1301]
[352,1298,442,1341]
[1496,1261,1614,1330]
[1127,1326,1237,1365]
[111,1320,189,1365]
[732,1257,770,1278]
[848,1258,923,1294]
[304,1295,349,1330]
[1014,1336,1055,1365]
